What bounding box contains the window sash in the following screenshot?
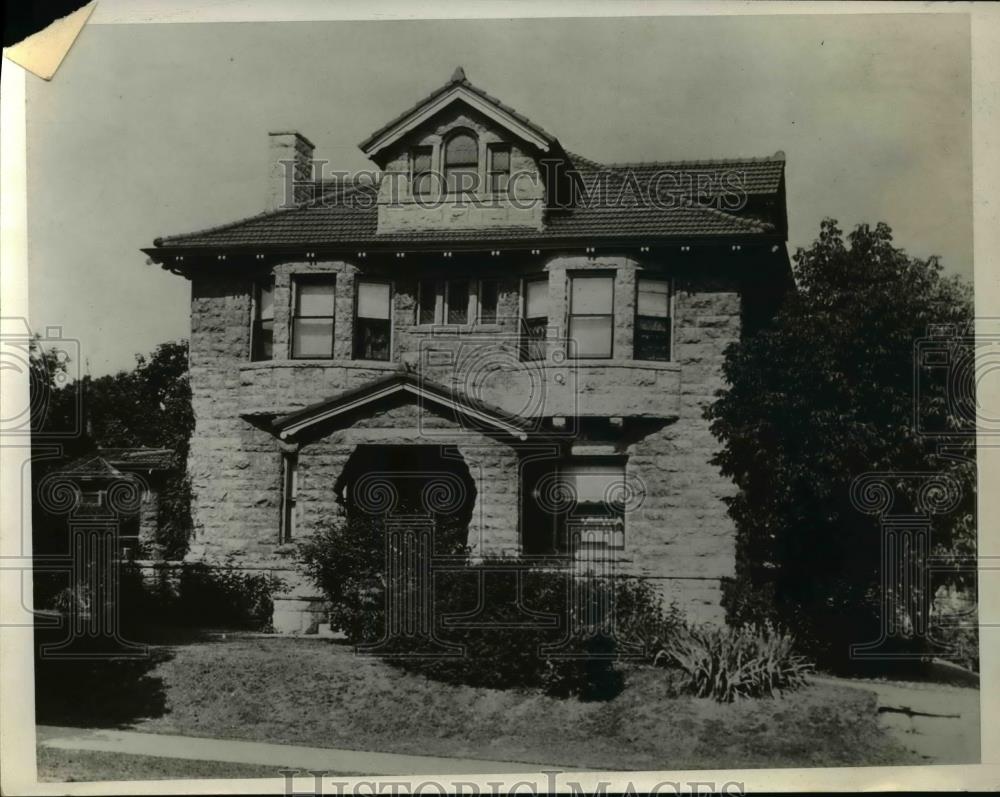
[280,453,298,543]
[417,279,438,324]
[521,278,549,361]
[446,280,469,325]
[411,147,433,196]
[569,274,614,359]
[353,280,392,361]
[291,277,336,359]
[488,145,511,194]
[251,281,275,361]
[478,279,498,323]
[635,278,672,361]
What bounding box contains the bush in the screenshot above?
[657,622,812,702]
[174,563,282,629]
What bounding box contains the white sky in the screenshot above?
[26,14,972,376]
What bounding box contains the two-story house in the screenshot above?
[144,67,792,632]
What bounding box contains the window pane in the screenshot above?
[636,316,671,361]
[258,283,274,321]
[292,318,334,358]
[357,281,390,320]
[354,318,391,361]
[447,167,478,194]
[296,281,335,316]
[445,133,478,166]
[638,278,670,317]
[253,319,274,361]
[569,316,613,357]
[522,317,547,361]
[418,280,437,324]
[447,280,469,324]
[565,464,625,504]
[490,146,511,173]
[571,275,614,314]
[525,279,548,318]
[479,280,498,323]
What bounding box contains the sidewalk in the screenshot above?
[37,726,580,776]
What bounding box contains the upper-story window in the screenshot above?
[444,132,478,195]
[354,280,392,361]
[410,146,433,196]
[635,277,672,361]
[446,280,470,324]
[479,279,499,323]
[291,275,336,359]
[251,279,275,361]
[568,273,614,358]
[488,144,511,194]
[521,277,548,361]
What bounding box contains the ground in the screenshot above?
[36,746,283,782]
[35,634,924,778]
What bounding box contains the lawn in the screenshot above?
[36,635,921,772]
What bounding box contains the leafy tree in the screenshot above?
[706,220,976,670]
[31,340,194,558]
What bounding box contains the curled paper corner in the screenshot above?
[3,2,96,81]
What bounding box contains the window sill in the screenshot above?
[240,359,401,370]
[410,323,504,334]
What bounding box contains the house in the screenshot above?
[143,67,791,633]
[39,448,175,559]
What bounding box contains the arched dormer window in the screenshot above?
[444,131,479,195]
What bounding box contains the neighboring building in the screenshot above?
[144,67,791,631]
[42,448,175,559]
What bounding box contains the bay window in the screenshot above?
[521,277,548,361]
[291,276,336,359]
[353,280,392,361]
[635,277,672,361]
[251,279,274,361]
[568,273,614,358]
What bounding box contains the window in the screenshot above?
[411,146,433,196]
[280,452,298,542]
[417,279,438,324]
[521,277,548,361]
[488,144,511,194]
[568,274,614,358]
[563,461,626,551]
[635,277,672,361]
[251,279,275,361]
[444,132,478,195]
[291,276,336,359]
[478,279,499,324]
[354,280,392,361]
[446,280,469,325]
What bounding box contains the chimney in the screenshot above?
[267,131,315,211]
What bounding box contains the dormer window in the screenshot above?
[488,144,511,194]
[444,132,479,195]
[410,146,433,196]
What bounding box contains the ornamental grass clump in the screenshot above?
[657,622,812,702]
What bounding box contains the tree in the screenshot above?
[31,340,194,558]
[706,219,976,670]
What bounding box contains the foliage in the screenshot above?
[300,517,682,699]
[705,219,977,670]
[657,622,812,702]
[29,339,195,557]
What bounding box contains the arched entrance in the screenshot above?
[334,445,477,552]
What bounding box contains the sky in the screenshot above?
[26,14,972,376]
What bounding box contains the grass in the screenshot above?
[38,635,922,771]
[36,747,289,782]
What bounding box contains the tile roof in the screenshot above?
[151,155,782,250]
[54,448,175,478]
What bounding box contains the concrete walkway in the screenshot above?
[810,672,980,764]
[37,726,576,775]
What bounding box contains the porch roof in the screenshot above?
[272,369,536,441]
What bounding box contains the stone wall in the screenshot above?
[185,254,743,625]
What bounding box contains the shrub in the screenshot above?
[174,563,282,629]
[657,622,812,702]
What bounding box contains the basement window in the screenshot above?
[562,461,626,551]
[353,280,392,361]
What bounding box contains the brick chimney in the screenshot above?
[267,131,315,211]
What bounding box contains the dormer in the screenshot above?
[359,67,573,234]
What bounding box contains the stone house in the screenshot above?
[144,68,791,631]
